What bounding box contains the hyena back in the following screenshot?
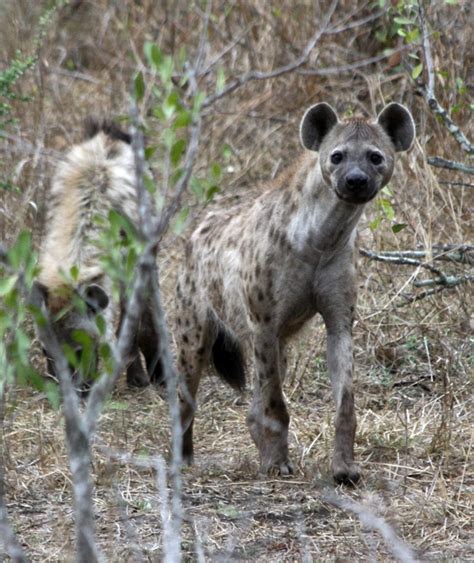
[176,102,415,484]
[34,119,162,391]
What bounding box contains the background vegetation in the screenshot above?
[0,0,472,560]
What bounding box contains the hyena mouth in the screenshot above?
[335,186,378,205]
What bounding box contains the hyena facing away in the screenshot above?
[34,120,163,392]
[176,102,415,484]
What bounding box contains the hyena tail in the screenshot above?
[211,325,246,391]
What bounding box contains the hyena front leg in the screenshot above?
[247,332,293,476]
[320,296,360,485]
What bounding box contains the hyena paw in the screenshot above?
[262,459,294,477]
[332,459,360,486]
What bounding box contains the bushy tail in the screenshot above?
[211,326,246,391]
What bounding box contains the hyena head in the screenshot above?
[32,281,109,387]
[300,102,415,204]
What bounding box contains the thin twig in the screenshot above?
[202,0,339,108]
[323,490,417,562]
[298,46,411,76]
[417,1,473,155]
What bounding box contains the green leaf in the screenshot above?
[216,67,226,94]
[210,163,222,181]
[70,264,79,282]
[205,185,219,202]
[144,145,157,160]
[172,206,189,234]
[0,274,17,296]
[392,223,407,233]
[144,41,163,69]
[411,64,423,80]
[171,138,186,166]
[159,55,174,84]
[370,217,382,231]
[379,198,395,221]
[393,16,413,25]
[405,29,420,43]
[134,71,145,102]
[173,110,191,129]
[45,381,61,410]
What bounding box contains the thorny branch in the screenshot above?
[417,1,473,155]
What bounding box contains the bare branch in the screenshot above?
[298,46,411,76]
[360,248,447,278]
[439,180,474,189]
[427,157,474,174]
[323,490,417,562]
[28,284,102,562]
[202,0,339,109]
[413,274,473,288]
[362,247,474,265]
[0,390,28,563]
[417,1,473,155]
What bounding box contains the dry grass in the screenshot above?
[1,0,472,560]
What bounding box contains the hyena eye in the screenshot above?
[330,152,343,165]
[370,152,383,165]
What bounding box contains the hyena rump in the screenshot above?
[34,120,162,391]
[176,102,415,484]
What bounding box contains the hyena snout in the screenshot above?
[345,169,368,190]
[337,168,376,203]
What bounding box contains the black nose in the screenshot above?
[346,172,368,190]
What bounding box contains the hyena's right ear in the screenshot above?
[300,103,339,151]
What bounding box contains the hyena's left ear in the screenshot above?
[300,103,339,151]
[83,284,109,314]
[377,103,415,152]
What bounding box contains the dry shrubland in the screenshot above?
[0,0,472,560]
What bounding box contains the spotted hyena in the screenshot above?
[175,102,415,484]
[33,119,162,391]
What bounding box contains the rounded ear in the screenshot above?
[377,103,415,152]
[300,102,339,151]
[30,281,49,309]
[83,284,109,314]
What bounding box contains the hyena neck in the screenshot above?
[287,158,365,260]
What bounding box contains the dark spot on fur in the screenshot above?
[177,317,182,326]
[197,347,205,356]
[255,264,261,278]
[200,225,211,235]
[260,353,267,364]
[264,314,271,323]
[257,290,264,301]
[182,335,189,344]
